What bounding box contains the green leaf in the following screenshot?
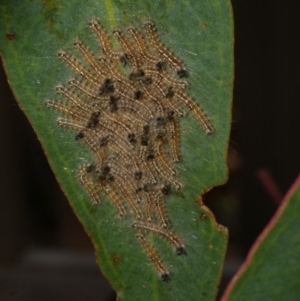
[221,175,300,301]
[0,0,233,300]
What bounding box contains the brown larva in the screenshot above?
[145,67,188,90]
[88,18,123,61]
[154,187,171,228]
[67,78,109,101]
[99,57,135,91]
[45,99,90,122]
[138,79,165,116]
[138,142,158,185]
[112,28,141,71]
[151,82,186,118]
[127,26,162,67]
[55,85,94,114]
[175,90,214,135]
[151,159,182,190]
[114,179,144,220]
[165,114,181,162]
[77,164,101,205]
[75,130,107,166]
[73,38,107,78]
[108,160,140,203]
[135,233,170,281]
[58,51,101,86]
[132,221,185,255]
[143,20,187,77]
[153,138,178,176]
[99,181,127,218]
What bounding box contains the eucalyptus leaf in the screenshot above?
[0,0,233,300]
[222,176,300,301]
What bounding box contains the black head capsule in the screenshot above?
[106,174,115,183]
[110,95,119,104]
[161,273,171,282]
[86,164,95,173]
[165,87,175,98]
[120,54,129,66]
[109,95,119,112]
[146,149,155,161]
[166,110,175,121]
[143,125,150,135]
[98,174,106,181]
[129,69,145,80]
[156,116,165,127]
[128,133,137,144]
[134,90,142,100]
[156,61,165,71]
[99,78,114,95]
[75,131,84,140]
[136,69,145,77]
[156,131,165,140]
[176,246,186,256]
[135,187,143,194]
[99,136,109,147]
[128,72,135,80]
[102,165,110,175]
[140,134,149,146]
[143,183,151,192]
[161,185,171,196]
[110,104,118,112]
[142,76,153,85]
[87,112,100,128]
[177,69,188,78]
[134,171,143,180]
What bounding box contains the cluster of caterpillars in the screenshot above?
[45,18,213,281]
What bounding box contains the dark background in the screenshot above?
[1,1,300,300]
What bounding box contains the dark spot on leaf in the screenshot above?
[112,256,120,263]
[6,33,16,40]
[200,213,207,220]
